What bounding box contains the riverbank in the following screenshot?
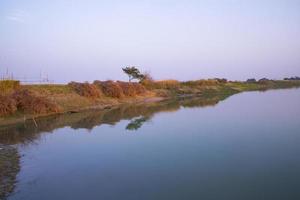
[1,79,300,127]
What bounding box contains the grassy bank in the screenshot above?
[1,79,300,127]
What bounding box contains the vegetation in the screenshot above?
[68,82,102,98]
[0,95,17,116]
[11,89,61,114]
[93,80,146,98]
[117,81,146,96]
[0,80,20,95]
[1,74,300,126]
[0,93,232,143]
[94,80,124,98]
[284,76,300,81]
[0,88,61,116]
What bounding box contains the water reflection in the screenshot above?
[3,89,300,200]
[0,93,231,145]
[0,145,20,200]
[126,116,151,131]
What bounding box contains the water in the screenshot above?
[1,89,300,200]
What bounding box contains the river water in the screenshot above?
[1,89,300,200]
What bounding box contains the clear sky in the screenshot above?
[0,0,299,83]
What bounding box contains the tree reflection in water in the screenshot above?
[0,145,20,200]
[0,93,233,198]
[0,93,232,145]
[126,116,151,131]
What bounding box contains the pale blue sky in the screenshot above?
[0,0,299,83]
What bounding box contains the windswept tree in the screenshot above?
[122,66,144,82]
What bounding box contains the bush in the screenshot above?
[11,89,60,114]
[116,82,147,96]
[0,80,20,94]
[117,81,136,96]
[94,80,124,98]
[0,95,17,116]
[68,82,102,98]
[131,82,146,94]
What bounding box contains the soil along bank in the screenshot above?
[1,79,300,127]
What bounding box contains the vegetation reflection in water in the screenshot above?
[0,92,231,146]
[0,145,20,200]
[0,92,231,199]
[1,89,300,200]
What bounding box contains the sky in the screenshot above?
[0,0,300,83]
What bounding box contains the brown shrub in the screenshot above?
[117,81,137,96]
[131,82,146,94]
[0,95,17,116]
[11,89,60,114]
[94,80,124,98]
[68,82,102,98]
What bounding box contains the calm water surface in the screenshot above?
[2,89,300,200]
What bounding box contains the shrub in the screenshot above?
[11,89,60,114]
[0,80,20,94]
[116,81,147,96]
[0,95,17,116]
[94,80,124,98]
[68,82,102,98]
[117,81,136,96]
[131,82,146,94]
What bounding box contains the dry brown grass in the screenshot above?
[94,80,124,98]
[151,80,180,90]
[0,95,17,116]
[0,80,20,95]
[132,82,147,94]
[68,82,102,98]
[117,81,136,96]
[11,89,61,114]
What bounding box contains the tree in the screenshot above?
[122,66,144,82]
